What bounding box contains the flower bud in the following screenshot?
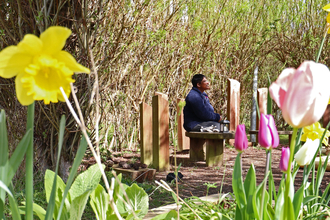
[294,138,319,166]
[258,113,279,149]
[234,124,248,152]
[279,147,290,172]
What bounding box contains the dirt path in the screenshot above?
[154,146,330,200]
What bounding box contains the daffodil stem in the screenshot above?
[25,102,35,220]
[260,149,271,219]
[315,23,330,63]
[283,127,298,220]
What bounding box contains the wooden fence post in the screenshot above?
[227,79,240,131]
[257,88,268,129]
[177,98,189,151]
[152,92,170,171]
[140,102,153,165]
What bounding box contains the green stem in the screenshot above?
[25,102,35,220]
[315,23,330,63]
[260,149,271,219]
[283,127,298,220]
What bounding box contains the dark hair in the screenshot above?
[191,74,205,87]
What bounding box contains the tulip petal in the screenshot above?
[294,138,319,166]
[234,124,248,152]
[279,147,290,172]
[269,68,295,108]
[53,51,90,73]
[0,46,32,78]
[268,115,279,148]
[259,114,272,148]
[40,26,71,55]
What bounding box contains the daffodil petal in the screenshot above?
[53,51,90,73]
[0,46,32,78]
[324,4,330,12]
[15,73,35,106]
[40,26,71,55]
[17,34,42,55]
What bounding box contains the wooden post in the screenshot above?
[152,92,170,171]
[140,102,153,165]
[177,98,190,151]
[206,139,224,167]
[227,79,240,131]
[227,79,240,146]
[257,88,268,129]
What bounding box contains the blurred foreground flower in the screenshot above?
[279,147,290,172]
[294,138,320,166]
[234,124,248,152]
[301,122,330,145]
[269,61,330,128]
[258,113,279,149]
[0,26,90,105]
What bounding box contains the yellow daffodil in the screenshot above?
[301,122,330,145]
[0,26,90,105]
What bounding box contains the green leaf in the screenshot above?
[244,164,256,218]
[8,183,22,220]
[151,210,178,220]
[0,180,21,220]
[69,163,104,201]
[7,129,32,184]
[19,202,46,220]
[57,135,88,220]
[45,116,66,220]
[0,110,8,167]
[283,196,294,220]
[293,185,304,220]
[232,153,247,213]
[89,184,109,220]
[303,195,319,205]
[69,191,91,220]
[117,183,149,218]
[274,191,284,220]
[44,170,66,204]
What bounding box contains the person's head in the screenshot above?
[191,74,210,92]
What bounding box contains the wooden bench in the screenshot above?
[185,131,235,167]
[249,130,293,145]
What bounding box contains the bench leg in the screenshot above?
[206,139,224,167]
[189,138,206,161]
[288,134,292,145]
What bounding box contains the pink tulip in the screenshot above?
[258,113,279,149]
[279,147,290,172]
[269,61,330,128]
[234,124,248,152]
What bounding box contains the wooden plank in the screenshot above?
[152,93,170,171]
[177,98,190,151]
[206,139,224,167]
[227,79,240,131]
[140,102,153,165]
[189,138,206,161]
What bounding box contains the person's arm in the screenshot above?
[187,94,220,122]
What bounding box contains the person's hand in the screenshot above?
[218,116,222,122]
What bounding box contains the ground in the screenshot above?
[152,145,330,206]
[107,144,330,209]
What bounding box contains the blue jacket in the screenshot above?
[183,87,220,131]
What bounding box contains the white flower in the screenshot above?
[294,138,320,166]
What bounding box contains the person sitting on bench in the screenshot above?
[183,74,222,132]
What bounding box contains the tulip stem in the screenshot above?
[260,149,271,219]
[283,127,298,219]
[315,23,330,63]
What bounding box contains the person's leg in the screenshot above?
[191,121,220,131]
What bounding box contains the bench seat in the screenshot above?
[185,132,235,167]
